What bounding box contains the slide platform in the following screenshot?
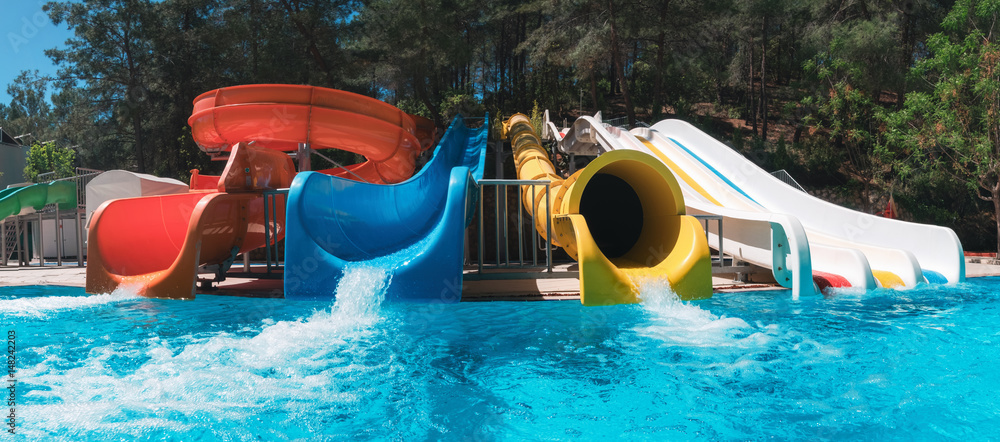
[506,114,712,305]
[282,115,488,301]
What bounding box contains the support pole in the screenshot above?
[37,212,43,266]
[15,218,23,266]
[76,209,85,267]
[56,207,63,266]
[297,143,311,172]
[1,220,6,266]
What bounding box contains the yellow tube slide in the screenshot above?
[503,114,712,305]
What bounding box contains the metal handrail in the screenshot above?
[471,179,556,279]
[770,169,807,193]
[42,167,104,208]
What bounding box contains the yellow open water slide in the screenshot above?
[503,114,711,305]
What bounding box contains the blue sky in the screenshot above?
[1,1,75,105]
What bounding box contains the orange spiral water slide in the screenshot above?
[187,84,430,184]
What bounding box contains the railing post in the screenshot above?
[717,218,724,266]
[76,209,85,267]
[37,212,43,266]
[15,218,23,266]
[545,183,552,272]
[264,190,271,273]
[477,185,484,274]
[55,206,62,266]
[1,221,6,266]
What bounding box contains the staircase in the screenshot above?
[2,219,21,265]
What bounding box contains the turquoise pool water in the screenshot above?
[3,273,1000,440]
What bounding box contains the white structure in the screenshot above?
[84,170,189,247]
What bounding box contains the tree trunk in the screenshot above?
[250,0,259,79]
[760,15,768,140]
[749,37,757,137]
[132,109,146,173]
[122,30,145,173]
[590,75,599,113]
[607,0,635,127]
[651,2,670,119]
[897,9,912,109]
[414,74,442,127]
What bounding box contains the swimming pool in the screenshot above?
[3,273,999,440]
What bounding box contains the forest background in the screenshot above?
[1,0,999,252]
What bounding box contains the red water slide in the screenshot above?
[86,143,296,298]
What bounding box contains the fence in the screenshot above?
[468,179,562,280]
[38,167,104,208]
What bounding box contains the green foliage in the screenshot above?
[24,141,75,182]
[440,93,485,122]
[395,98,431,120]
[882,0,1000,250]
[529,101,543,138]
[3,70,52,141]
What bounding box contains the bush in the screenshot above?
[24,141,75,182]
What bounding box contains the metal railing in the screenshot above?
[602,116,650,129]
[770,169,807,193]
[262,188,289,274]
[469,179,558,280]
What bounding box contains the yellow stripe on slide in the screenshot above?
[637,138,723,207]
[872,270,905,288]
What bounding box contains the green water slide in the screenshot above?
[0,181,78,220]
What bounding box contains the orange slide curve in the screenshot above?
[187,84,431,184]
[87,84,431,299]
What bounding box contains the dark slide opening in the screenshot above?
[579,173,643,258]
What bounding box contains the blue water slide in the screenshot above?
[283,115,488,301]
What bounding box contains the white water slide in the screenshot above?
[546,112,965,298]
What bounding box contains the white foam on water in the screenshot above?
[0,284,140,319]
[629,278,843,383]
[634,278,755,347]
[17,265,396,439]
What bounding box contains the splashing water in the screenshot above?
[634,278,756,347]
[10,265,398,440]
[328,264,392,322]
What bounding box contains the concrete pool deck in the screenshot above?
[3,258,998,300]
